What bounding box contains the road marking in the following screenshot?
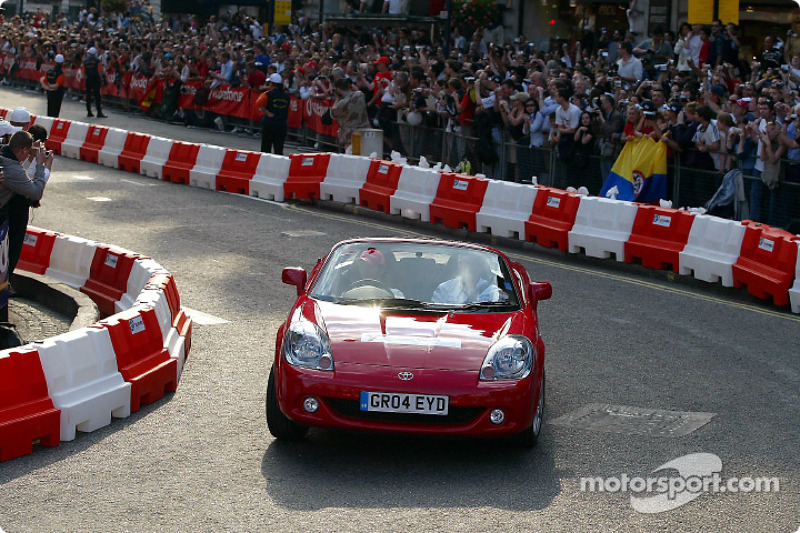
[120,179,154,187]
[282,230,325,237]
[73,175,95,181]
[182,307,229,325]
[87,196,112,202]
[287,203,800,323]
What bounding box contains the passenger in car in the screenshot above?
[432,254,504,304]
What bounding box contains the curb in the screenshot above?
[11,271,100,331]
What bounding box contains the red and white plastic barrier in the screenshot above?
[389,166,443,222]
[139,136,175,180]
[319,153,372,204]
[568,196,638,261]
[59,121,90,160]
[16,113,799,313]
[1,228,193,460]
[476,180,538,239]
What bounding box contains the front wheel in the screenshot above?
[512,369,545,448]
[266,366,308,441]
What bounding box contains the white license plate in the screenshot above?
[360,391,449,415]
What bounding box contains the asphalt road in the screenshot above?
[0,88,798,532]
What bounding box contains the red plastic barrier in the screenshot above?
[80,246,143,317]
[284,153,331,200]
[359,160,403,213]
[173,309,193,359]
[732,221,800,306]
[45,119,71,155]
[162,141,201,184]
[624,206,695,272]
[524,187,581,251]
[144,272,191,358]
[117,132,152,174]
[144,272,181,319]
[0,348,61,461]
[18,227,59,275]
[428,173,490,231]
[0,108,7,119]
[99,307,177,413]
[215,149,261,195]
[78,125,109,164]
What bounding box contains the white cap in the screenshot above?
[0,120,22,137]
[88,47,98,55]
[8,107,31,125]
[54,54,65,63]
[269,73,283,84]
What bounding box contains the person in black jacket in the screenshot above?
[256,73,290,154]
[41,54,66,118]
[83,47,107,118]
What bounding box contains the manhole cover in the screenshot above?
[550,404,715,437]
[281,230,325,237]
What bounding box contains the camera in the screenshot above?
[644,111,657,119]
[790,114,798,121]
[614,80,622,87]
[601,51,608,58]
[656,64,667,71]
[782,64,790,72]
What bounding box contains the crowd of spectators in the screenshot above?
[1,3,800,227]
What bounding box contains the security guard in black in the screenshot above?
[258,74,290,155]
[83,48,106,117]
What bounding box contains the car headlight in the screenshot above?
[480,335,533,381]
[283,321,334,371]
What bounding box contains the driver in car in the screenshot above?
[349,249,405,298]
[432,254,503,304]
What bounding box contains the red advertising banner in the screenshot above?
[304,97,338,138]
[17,59,39,81]
[205,85,255,120]
[288,96,303,129]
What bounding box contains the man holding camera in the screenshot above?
[0,130,51,284]
[634,26,674,77]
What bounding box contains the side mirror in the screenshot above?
[282,267,307,296]
[528,282,552,303]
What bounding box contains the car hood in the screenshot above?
[301,300,520,371]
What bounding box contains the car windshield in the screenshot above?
[309,242,520,310]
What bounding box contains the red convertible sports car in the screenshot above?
[267,238,552,447]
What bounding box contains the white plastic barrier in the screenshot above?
[389,167,443,222]
[189,144,226,190]
[96,128,130,168]
[476,181,538,239]
[115,258,168,313]
[568,197,639,261]
[44,234,100,288]
[678,215,747,286]
[32,115,54,133]
[59,121,91,160]
[134,289,187,380]
[249,153,291,201]
[320,154,372,204]
[139,136,175,179]
[35,327,132,442]
[787,242,800,313]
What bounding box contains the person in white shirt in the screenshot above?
[616,42,643,84]
[433,254,503,304]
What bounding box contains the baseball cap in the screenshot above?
[667,101,683,113]
[8,107,31,125]
[490,75,502,84]
[359,249,385,266]
[374,56,390,65]
[54,54,64,63]
[641,99,657,112]
[710,84,726,96]
[0,120,22,137]
[510,92,530,102]
[269,73,283,84]
[88,47,98,55]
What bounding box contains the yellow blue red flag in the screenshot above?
[599,137,668,202]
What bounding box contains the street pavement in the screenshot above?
[0,86,798,532]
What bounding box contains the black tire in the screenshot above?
[266,367,308,441]
[512,369,545,448]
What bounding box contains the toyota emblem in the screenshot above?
[398,371,414,381]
